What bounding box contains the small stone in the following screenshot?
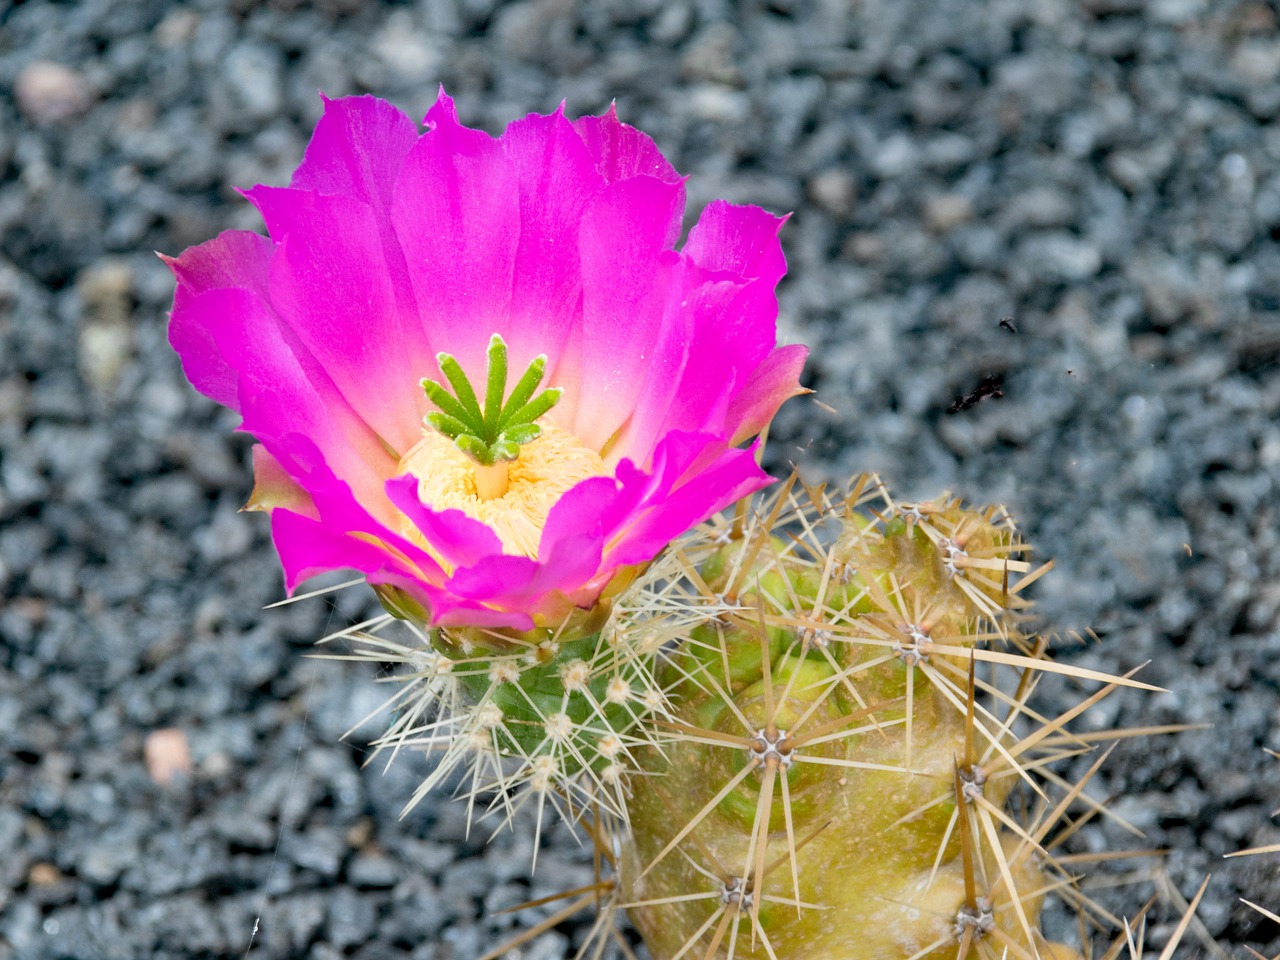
[808,169,857,216]
[15,62,91,124]
[326,886,376,949]
[222,43,283,121]
[345,818,374,849]
[144,728,192,786]
[286,827,346,878]
[348,850,401,889]
[1106,143,1174,193]
[844,231,885,263]
[493,0,573,60]
[650,1,693,44]
[28,863,61,887]
[682,23,741,85]
[687,84,749,122]
[78,323,132,395]
[153,8,200,47]
[1148,0,1206,24]
[1019,231,1103,282]
[1233,39,1280,85]
[869,133,917,178]
[372,11,438,82]
[77,260,134,327]
[75,259,135,393]
[199,750,233,779]
[924,193,973,232]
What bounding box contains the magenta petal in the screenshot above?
[657,276,775,436]
[421,588,535,630]
[291,94,419,210]
[573,104,681,185]
[605,441,772,569]
[499,107,600,379]
[537,475,623,551]
[727,343,809,446]
[574,176,685,450]
[269,435,447,580]
[190,286,396,511]
[447,528,603,616]
[166,229,275,306]
[384,475,504,569]
[608,252,787,467]
[684,200,788,289]
[272,508,400,592]
[247,187,431,455]
[610,268,746,466]
[165,230,276,409]
[391,90,520,377]
[290,95,420,318]
[444,554,540,603]
[168,300,238,412]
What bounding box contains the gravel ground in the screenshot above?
[2,1,1279,958]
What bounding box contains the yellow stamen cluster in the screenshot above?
[396,420,607,560]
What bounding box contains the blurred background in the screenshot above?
[2,0,1279,957]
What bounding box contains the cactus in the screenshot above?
[336,472,1161,960]
[615,475,1075,960]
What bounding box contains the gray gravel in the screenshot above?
[2,0,1279,957]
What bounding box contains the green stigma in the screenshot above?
[421,333,563,470]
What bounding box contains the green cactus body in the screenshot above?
[614,477,1084,960]
[351,475,1151,959]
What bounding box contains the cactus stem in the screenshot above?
[638,760,763,881]
[321,473,1187,958]
[626,837,826,960]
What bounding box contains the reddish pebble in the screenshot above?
[16,61,90,124]
[144,728,192,786]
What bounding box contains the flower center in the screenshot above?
[396,420,606,558]
[417,333,564,502]
[396,332,607,559]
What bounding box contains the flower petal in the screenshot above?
[727,343,809,446]
[164,230,275,409]
[391,90,520,379]
[497,106,602,410]
[604,438,771,569]
[245,186,431,456]
[384,475,505,570]
[271,508,401,593]
[268,436,446,590]
[189,287,396,513]
[573,104,681,185]
[683,200,788,289]
[606,266,748,466]
[291,94,419,212]
[574,176,685,451]
[288,94,421,336]
[244,444,316,517]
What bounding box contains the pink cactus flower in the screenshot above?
[166,90,806,632]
